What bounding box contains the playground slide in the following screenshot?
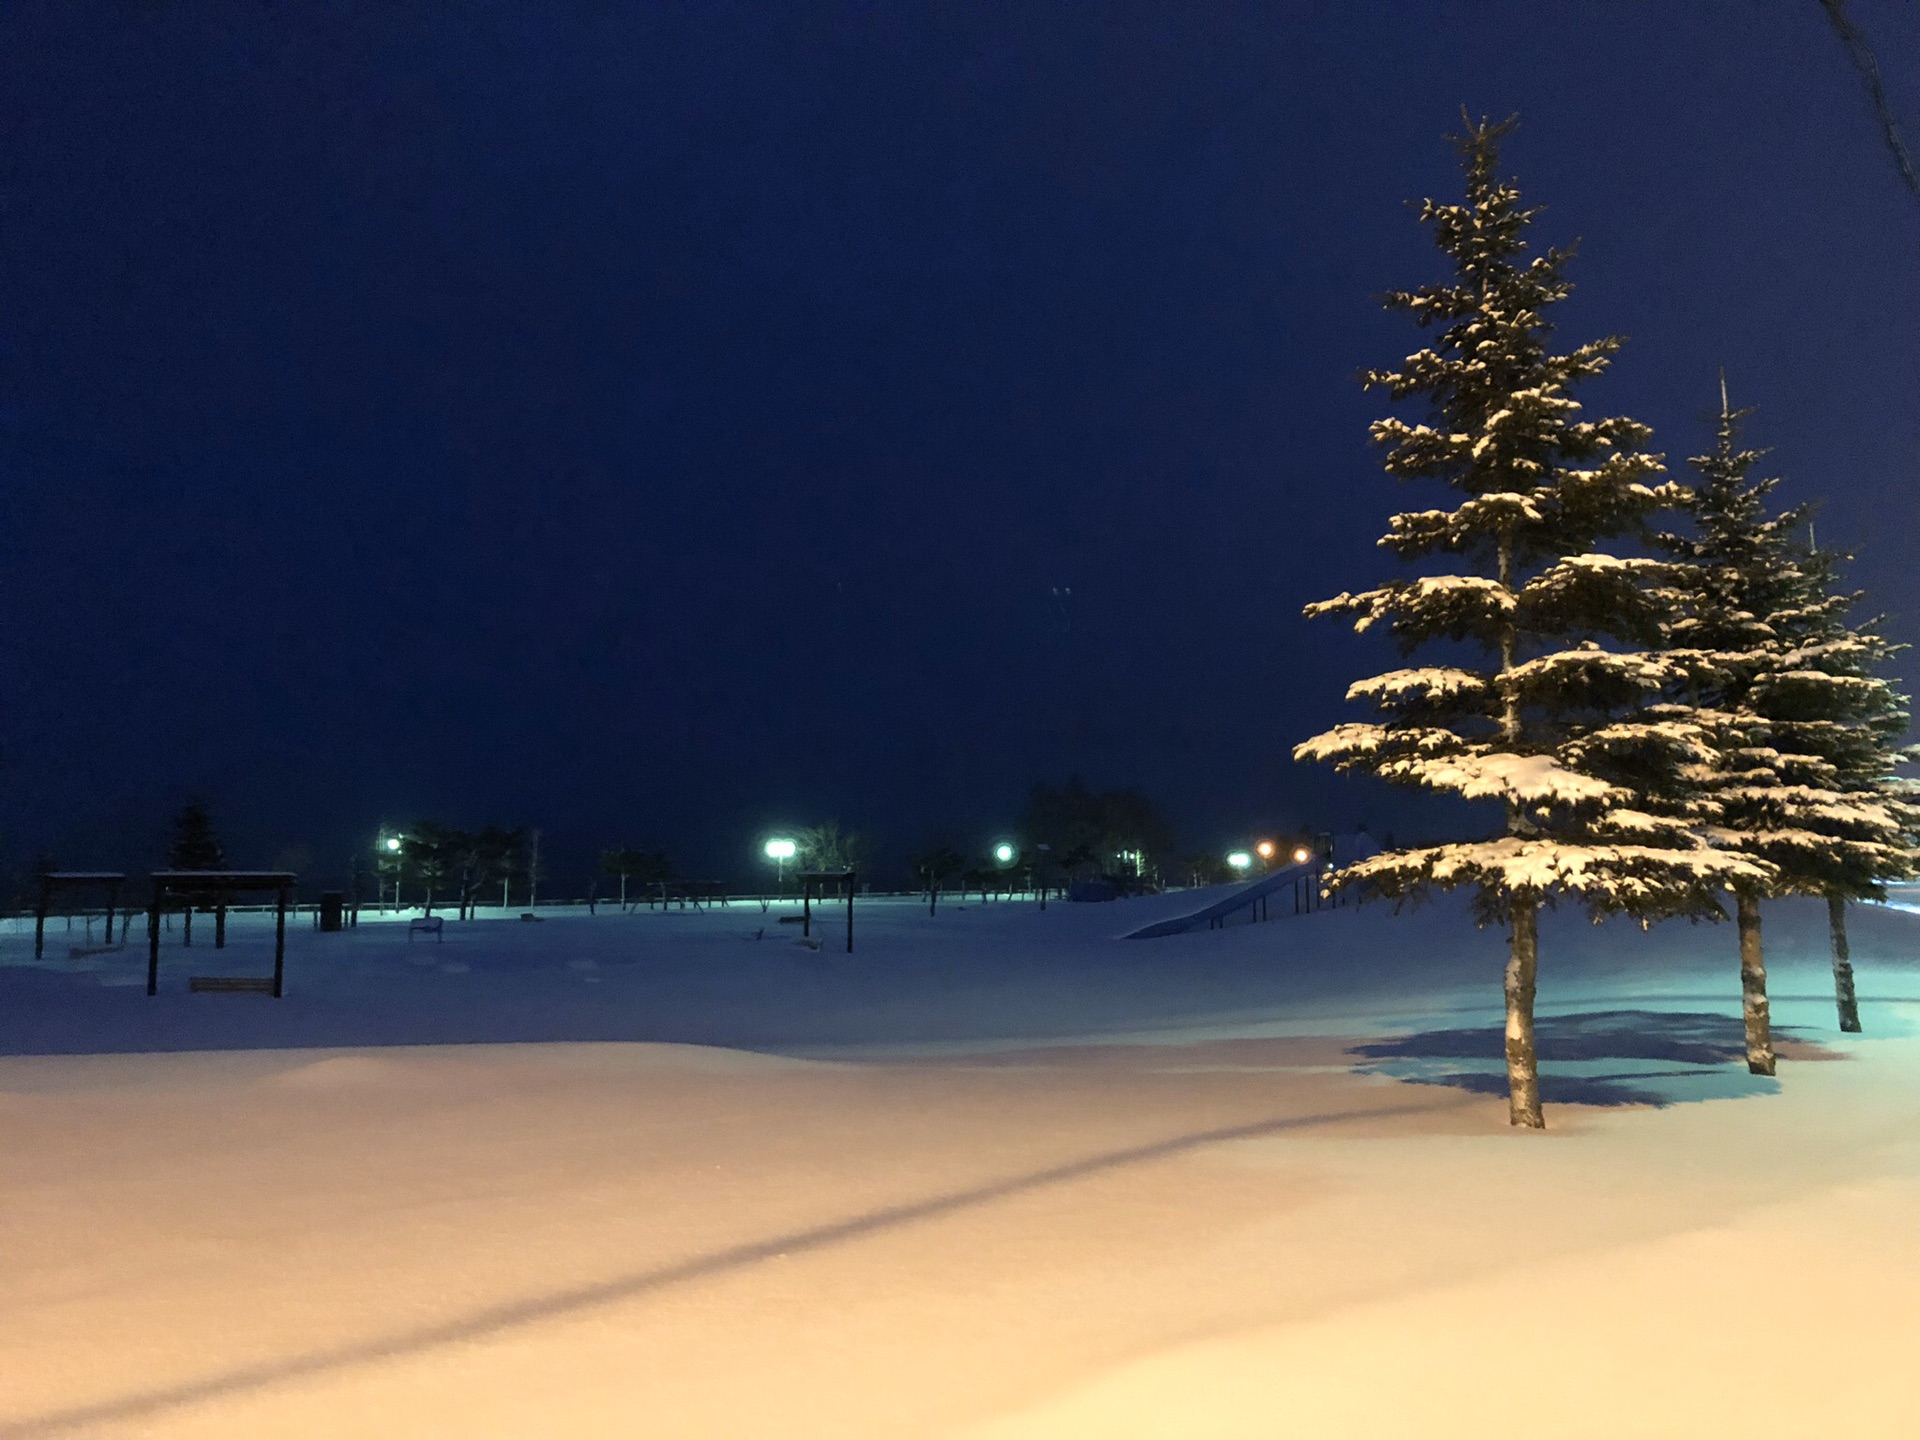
[1123,861,1319,939]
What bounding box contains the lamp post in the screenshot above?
[1227,850,1252,877]
[989,842,1016,905]
[378,832,404,913]
[1256,840,1275,868]
[764,837,797,893]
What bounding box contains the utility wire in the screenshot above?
[1817,0,1920,200]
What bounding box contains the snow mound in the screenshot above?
[262,1055,413,1090]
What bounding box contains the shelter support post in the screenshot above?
[273,885,288,998]
[147,891,162,995]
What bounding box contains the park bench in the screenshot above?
[409,915,444,942]
[189,975,277,994]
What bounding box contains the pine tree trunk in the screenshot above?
[1736,891,1775,1076]
[1505,896,1544,1129]
[1828,893,1862,1034]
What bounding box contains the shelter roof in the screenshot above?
[151,870,297,887]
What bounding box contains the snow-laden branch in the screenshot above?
[1345,668,1489,707]
[1291,723,1465,766]
[1397,751,1620,806]
[1331,835,1774,908]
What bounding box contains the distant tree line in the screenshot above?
[30,787,1253,920]
[599,845,675,909]
[899,777,1186,914]
[1020,775,1175,887]
[383,824,544,917]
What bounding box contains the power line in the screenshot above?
[1817,0,1920,200]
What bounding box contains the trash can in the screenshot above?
[319,891,345,932]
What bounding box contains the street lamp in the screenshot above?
[764,837,797,890]
[1293,846,1311,865]
[993,842,1016,865]
[1227,851,1252,874]
[1256,840,1275,865]
[377,832,405,913]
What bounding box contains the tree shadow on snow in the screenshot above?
[1348,1009,1821,1108]
[0,1099,1438,1439]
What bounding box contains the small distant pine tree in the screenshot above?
[169,802,224,870]
[1295,116,1768,1128]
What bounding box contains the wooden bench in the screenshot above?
[409,916,444,942]
[189,975,277,994]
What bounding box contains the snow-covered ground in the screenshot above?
[5,888,1919,1436]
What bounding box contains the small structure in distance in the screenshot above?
[147,871,297,998]
[35,872,128,958]
[799,869,857,953]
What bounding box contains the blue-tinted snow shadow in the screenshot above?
[1348,1009,1818,1107]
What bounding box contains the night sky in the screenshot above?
[2,3,1915,887]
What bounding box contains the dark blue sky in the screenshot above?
[2,2,1916,887]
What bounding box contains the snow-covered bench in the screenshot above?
[408,916,444,943]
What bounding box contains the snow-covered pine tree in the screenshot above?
[1663,397,1920,1037]
[1658,387,1918,1051]
[1654,388,1825,1071]
[1295,116,1769,1128]
[1785,551,1920,1032]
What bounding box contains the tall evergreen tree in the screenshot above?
[1663,396,1920,1038]
[1295,116,1768,1128]
[1791,554,1920,1031]
[168,801,224,870]
[1654,388,1827,1071]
